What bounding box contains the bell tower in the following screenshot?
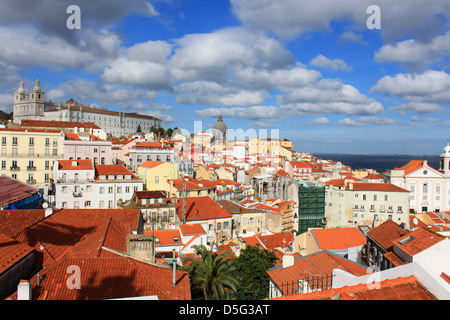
[12,78,45,124]
[439,140,450,177]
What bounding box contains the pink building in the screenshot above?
[285,160,312,181]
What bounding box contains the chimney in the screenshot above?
[282,254,294,269]
[172,249,177,286]
[17,280,32,300]
[126,234,155,263]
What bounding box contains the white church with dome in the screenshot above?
[386,141,450,213]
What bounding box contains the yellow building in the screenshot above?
[280,139,293,151]
[0,128,64,191]
[138,160,179,192]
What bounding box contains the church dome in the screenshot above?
[212,115,227,133]
[32,78,43,93]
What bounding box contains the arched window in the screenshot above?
[423,183,428,193]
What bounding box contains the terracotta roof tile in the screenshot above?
[139,160,165,169]
[367,220,410,251]
[272,275,437,300]
[57,159,94,170]
[95,165,140,180]
[179,223,206,236]
[393,227,445,257]
[0,233,35,275]
[311,227,366,250]
[14,256,190,300]
[176,196,232,222]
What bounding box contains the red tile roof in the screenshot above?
[94,165,140,180]
[272,275,436,300]
[0,176,41,206]
[20,119,101,129]
[145,229,182,246]
[0,209,48,239]
[57,159,94,170]
[176,196,232,222]
[140,160,165,169]
[0,233,35,275]
[311,227,366,251]
[14,256,190,300]
[243,232,294,251]
[65,133,80,140]
[179,224,206,236]
[350,182,410,192]
[289,161,311,169]
[394,160,441,176]
[367,220,410,251]
[17,208,141,266]
[393,227,445,257]
[267,251,367,294]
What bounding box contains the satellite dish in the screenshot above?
[42,202,48,209]
[413,218,418,225]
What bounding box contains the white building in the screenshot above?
[53,159,143,209]
[128,141,176,171]
[13,80,161,137]
[386,142,450,213]
[63,132,113,165]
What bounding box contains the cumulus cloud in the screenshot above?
[337,31,367,45]
[371,70,450,106]
[337,116,396,126]
[195,106,280,121]
[230,0,450,43]
[389,103,449,115]
[310,54,353,72]
[375,31,450,66]
[309,117,331,125]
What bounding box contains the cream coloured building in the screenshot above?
[0,127,64,194]
[325,180,410,229]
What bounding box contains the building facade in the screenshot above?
[386,142,450,213]
[0,128,64,196]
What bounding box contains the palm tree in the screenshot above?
[184,244,239,300]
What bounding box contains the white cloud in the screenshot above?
[337,116,396,126]
[371,70,450,106]
[374,31,450,66]
[231,0,450,43]
[389,102,448,115]
[195,106,280,121]
[310,54,353,72]
[175,81,268,107]
[337,31,366,45]
[309,117,331,125]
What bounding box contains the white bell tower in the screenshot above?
[440,140,450,177]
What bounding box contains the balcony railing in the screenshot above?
[73,192,83,197]
[26,179,36,184]
[10,166,20,171]
[27,166,37,171]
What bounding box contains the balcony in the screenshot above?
[73,191,83,197]
[10,166,20,171]
[26,179,36,184]
[27,166,37,171]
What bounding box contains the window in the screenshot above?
[1,160,5,170]
[397,206,403,213]
[108,187,114,194]
[217,222,221,231]
[108,200,113,208]
[62,202,67,208]
[155,176,159,183]
[44,174,49,182]
[86,185,92,192]
[29,137,34,146]
[45,161,50,170]
[28,148,34,156]
[53,139,58,147]
[85,201,91,207]
[384,195,388,201]
[370,205,375,212]
[99,201,104,208]
[12,137,17,146]
[363,194,366,201]
[100,187,105,194]
[45,138,50,147]
[423,184,428,193]
[373,195,377,201]
[117,186,122,193]
[125,186,130,193]
[53,149,57,156]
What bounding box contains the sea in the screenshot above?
[313,153,441,174]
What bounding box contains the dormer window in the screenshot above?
[117,175,123,180]
[125,174,132,180]
[108,175,115,180]
[99,175,106,180]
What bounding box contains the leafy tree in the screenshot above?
[150,125,157,133]
[233,246,278,299]
[166,127,174,137]
[183,245,239,300]
[136,124,142,133]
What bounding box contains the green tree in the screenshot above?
[233,246,278,299]
[136,124,142,133]
[184,245,239,300]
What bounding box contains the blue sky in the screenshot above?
[0,0,449,154]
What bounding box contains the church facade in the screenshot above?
[13,79,162,138]
[386,142,450,213]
